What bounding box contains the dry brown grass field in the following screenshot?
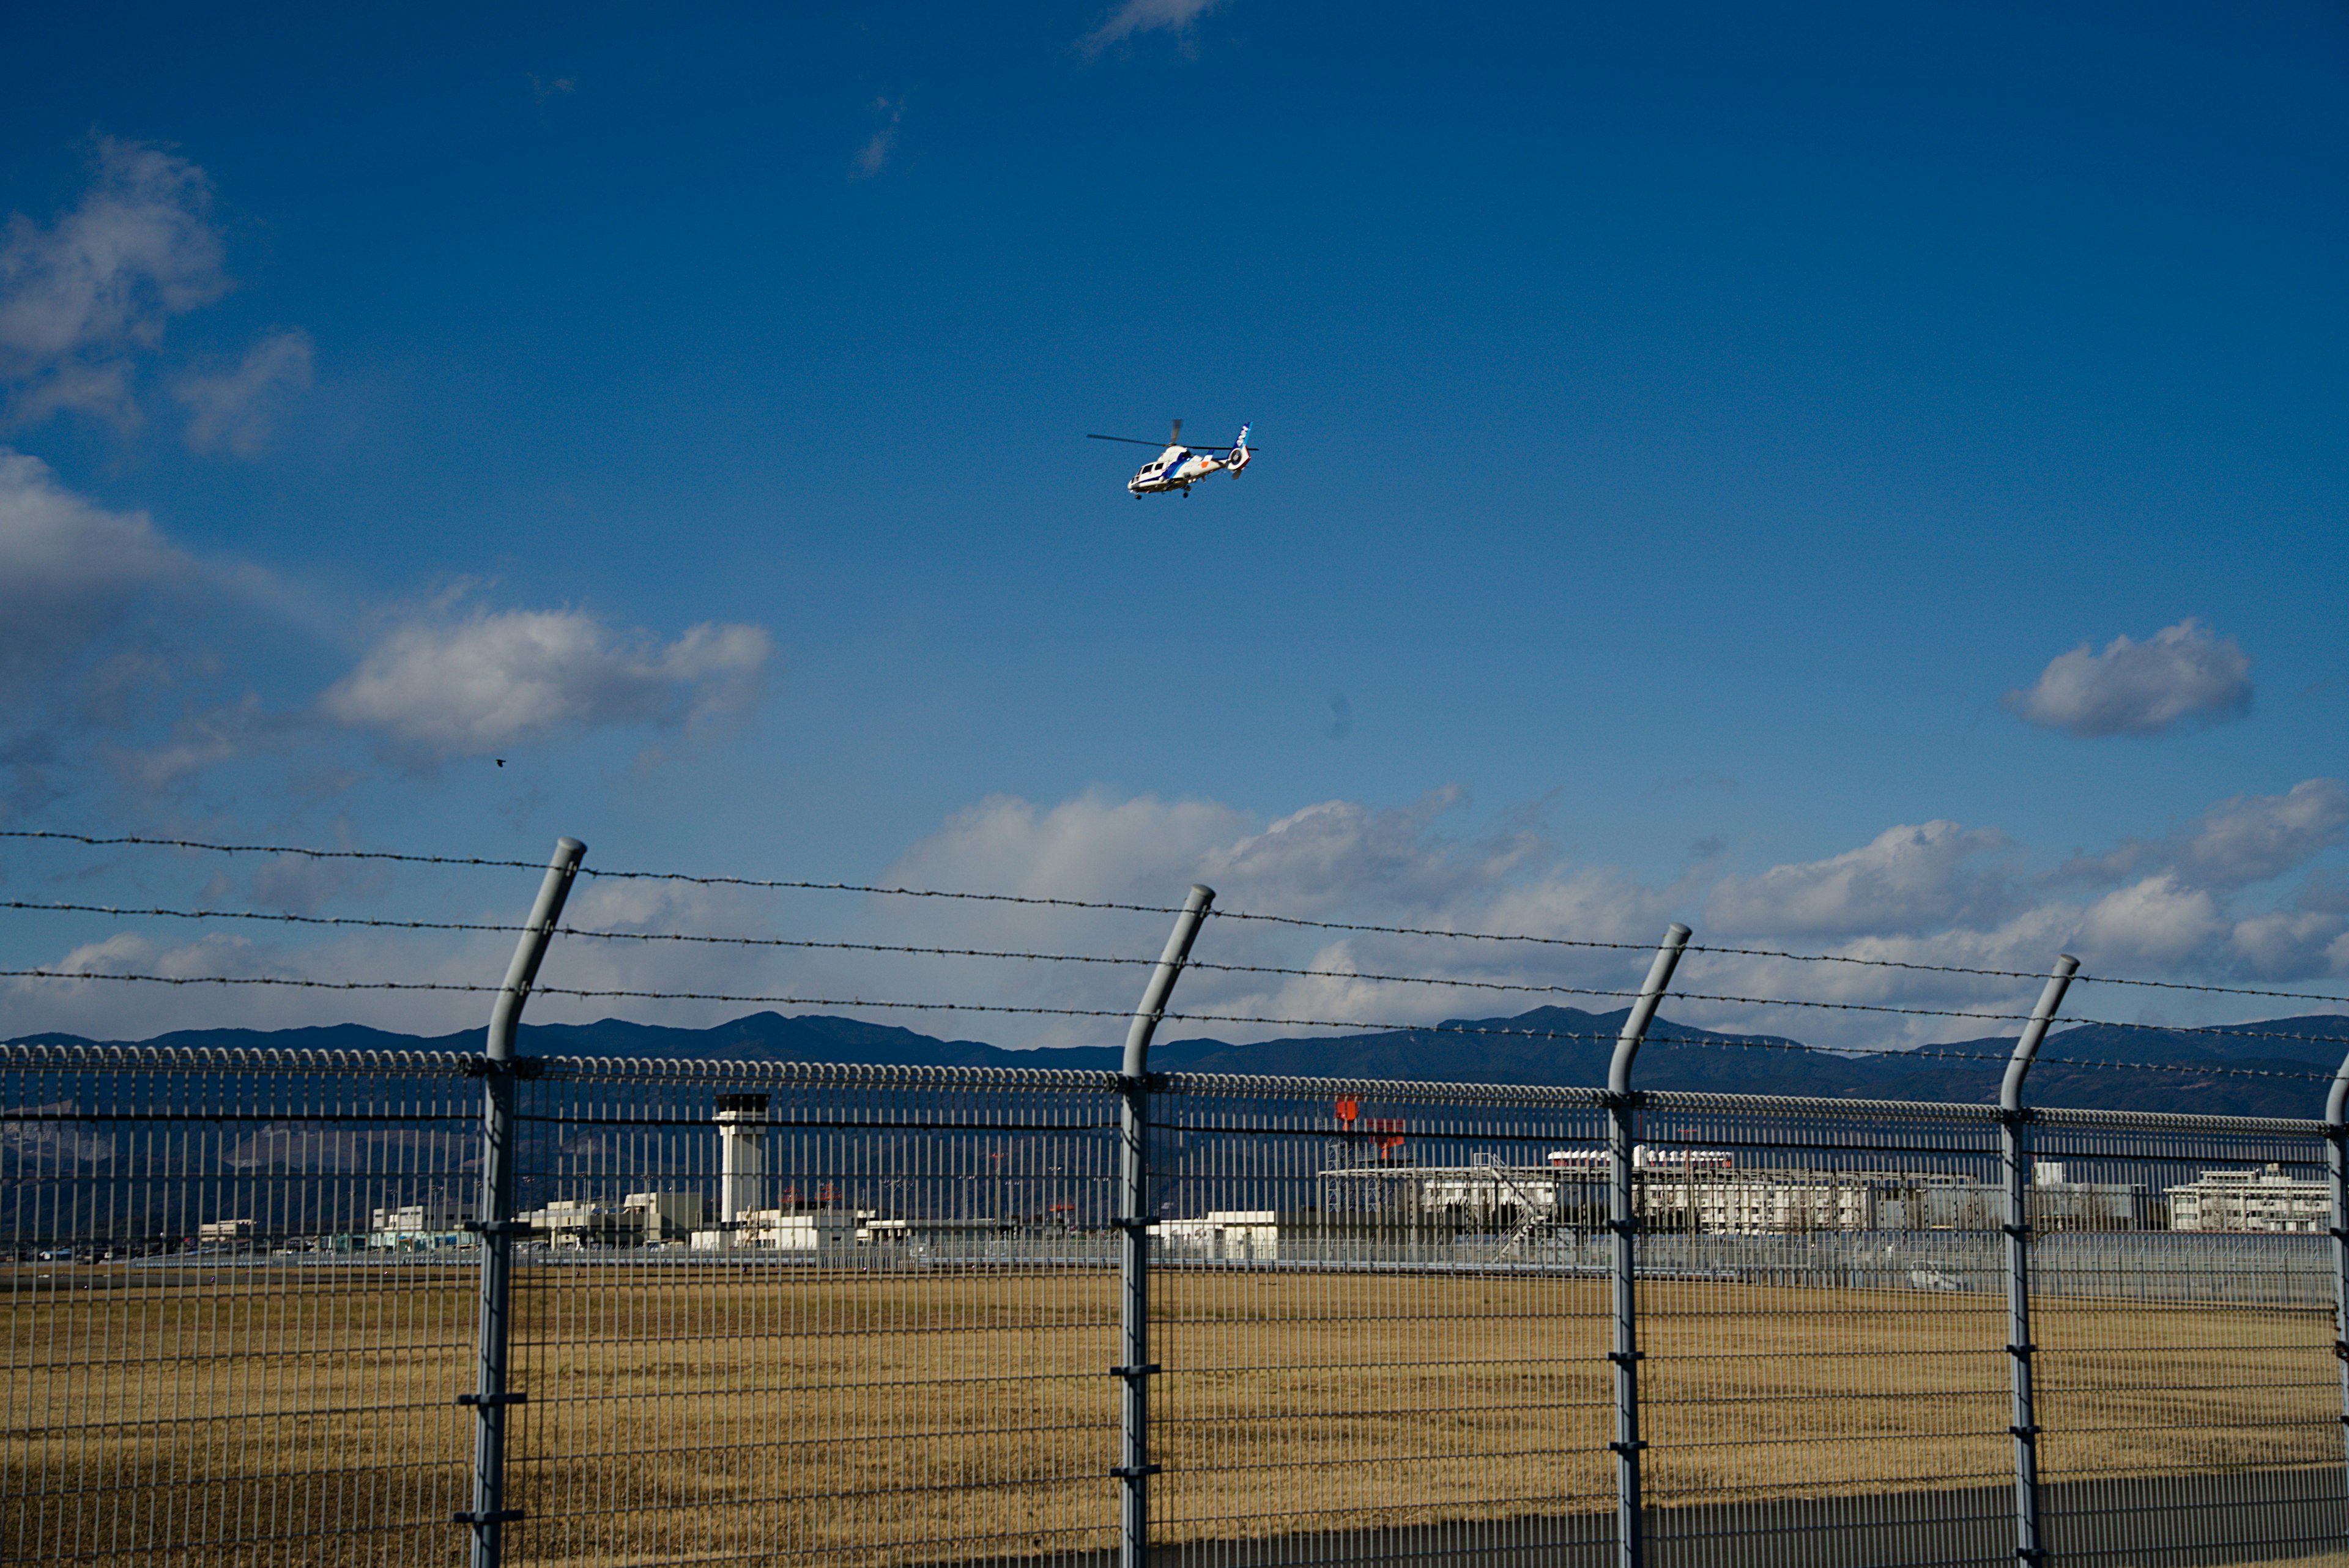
[5,1263,2339,1566]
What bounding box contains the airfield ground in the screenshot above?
[5,1266,2337,1565]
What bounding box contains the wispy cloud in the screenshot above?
[0,447,184,688]
[0,139,316,451]
[852,98,904,180]
[2006,618,2252,738]
[0,139,229,428]
[174,329,313,457]
[1080,0,1223,56]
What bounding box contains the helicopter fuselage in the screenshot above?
[1127,444,1245,496]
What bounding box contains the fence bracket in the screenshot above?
[1109,1364,1160,1378]
[457,1392,529,1407]
[462,1057,546,1080]
[453,1511,526,1527]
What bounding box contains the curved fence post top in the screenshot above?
[1120,883,1215,1081]
[1997,953,2080,1115]
[1606,923,1692,1097]
[485,837,586,1063]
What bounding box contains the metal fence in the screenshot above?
[6,1046,2347,1568]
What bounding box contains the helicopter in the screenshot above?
[1087,419,1255,498]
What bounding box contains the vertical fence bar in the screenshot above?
[1116,884,1215,1568]
[1603,923,1691,1568]
[459,836,584,1568]
[2326,1041,2349,1509]
[1997,952,2078,1568]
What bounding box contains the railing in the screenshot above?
[6,1046,2345,1567]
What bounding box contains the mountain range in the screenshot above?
[13,1006,2348,1119]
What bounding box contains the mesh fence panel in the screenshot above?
[10,1046,2349,1568]
[1148,1072,1619,1568]
[1,1045,481,1567]
[1630,1093,2013,1568]
[501,1058,1125,1568]
[2028,1107,2347,1567]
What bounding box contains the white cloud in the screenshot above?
[2006,619,2252,738]
[2075,875,2227,968]
[1704,820,2013,938]
[2225,909,2348,980]
[0,139,230,426]
[874,788,1685,1046]
[2180,779,2349,887]
[1081,0,1222,54]
[12,778,2348,1050]
[2060,778,2349,891]
[0,447,182,685]
[319,605,770,754]
[176,329,313,456]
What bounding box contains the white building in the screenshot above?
[1156,1211,1280,1261]
[623,1189,703,1241]
[369,1195,475,1249]
[522,1191,705,1247]
[691,1210,856,1250]
[2168,1164,2331,1233]
[1319,1152,2144,1237]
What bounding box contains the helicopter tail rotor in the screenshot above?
[1226,423,1252,475]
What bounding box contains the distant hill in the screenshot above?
[13,1006,2347,1120]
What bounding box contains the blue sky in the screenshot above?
[2,2,2345,1047]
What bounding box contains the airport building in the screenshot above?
[1315,1147,2148,1238]
[2167,1164,2331,1233]
[369,1195,477,1250]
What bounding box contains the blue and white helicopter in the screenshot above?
[1087,419,1254,498]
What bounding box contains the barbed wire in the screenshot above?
[0,830,551,872]
[2,967,2339,1081]
[0,900,2004,1019]
[10,828,2348,1009]
[0,899,2222,1027]
[1638,1031,2331,1083]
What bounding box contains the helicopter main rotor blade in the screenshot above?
[1086,433,1263,450]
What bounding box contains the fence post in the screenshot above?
[1116,884,1215,1568]
[458,837,585,1568]
[2325,1040,2349,1504]
[1603,923,1691,1568]
[1997,953,2079,1568]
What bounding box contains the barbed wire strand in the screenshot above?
[5,899,2323,1030]
[2,967,2338,1081]
[10,828,2348,1009]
